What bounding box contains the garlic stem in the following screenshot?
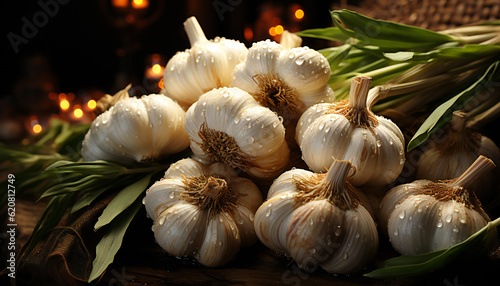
[439,25,500,36]
[467,100,500,129]
[320,159,352,195]
[348,76,371,110]
[456,32,500,44]
[450,111,468,133]
[450,155,496,191]
[280,30,302,50]
[184,16,208,46]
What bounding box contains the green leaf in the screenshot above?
[330,9,455,51]
[40,174,105,198]
[88,199,142,283]
[365,217,500,278]
[94,173,152,230]
[71,182,120,214]
[383,51,414,61]
[295,27,350,42]
[407,60,500,150]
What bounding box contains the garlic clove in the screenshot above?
[197,212,241,267]
[154,202,208,256]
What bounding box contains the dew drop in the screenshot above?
[389,138,394,145]
[169,191,175,199]
[309,248,316,255]
[393,228,399,236]
[158,216,166,226]
[459,217,467,224]
[436,219,443,228]
[218,241,223,246]
[248,136,255,143]
[272,121,278,128]
[400,158,405,165]
[445,214,453,223]
[310,218,314,226]
[318,122,325,130]
[295,57,305,65]
[355,232,360,239]
[343,253,348,260]
[376,140,382,147]
[399,210,406,219]
[142,197,146,205]
[288,53,295,59]
[234,117,240,124]
[334,226,342,236]
[265,209,272,218]
[453,225,460,233]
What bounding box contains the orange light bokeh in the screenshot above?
[33,124,42,134]
[74,106,84,119]
[112,0,128,8]
[87,99,97,110]
[60,99,70,111]
[152,64,162,75]
[275,25,284,35]
[132,0,148,9]
[269,26,277,37]
[158,78,164,89]
[295,9,304,20]
[244,27,253,41]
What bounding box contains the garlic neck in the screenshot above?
[345,76,378,127]
[450,155,495,191]
[280,30,302,50]
[439,111,481,155]
[181,174,238,216]
[295,160,359,210]
[184,16,209,46]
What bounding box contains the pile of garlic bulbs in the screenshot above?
[80,16,498,275]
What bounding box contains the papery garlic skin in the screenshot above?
[254,160,378,274]
[185,87,289,179]
[163,17,248,108]
[380,156,495,255]
[296,76,405,186]
[82,94,189,163]
[417,111,500,200]
[231,39,334,124]
[143,158,263,267]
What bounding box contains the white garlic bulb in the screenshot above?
[143,158,263,267]
[231,35,334,124]
[417,111,500,201]
[254,159,378,274]
[163,16,248,108]
[82,94,189,163]
[296,76,405,186]
[185,87,289,179]
[380,155,496,255]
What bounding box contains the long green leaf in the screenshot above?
[330,10,456,51]
[94,173,152,230]
[40,174,105,198]
[71,181,123,214]
[365,217,500,278]
[88,199,142,283]
[408,60,499,150]
[295,27,350,42]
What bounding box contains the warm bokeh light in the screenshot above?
[132,0,148,9]
[67,93,75,101]
[48,92,57,100]
[33,124,42,134]
[275,25,284,35]
[60,99,70,111]
[87,99,97,110]
[269,26,277,37]
[58,93,66,101]
[244,27,253,41]
[158,78,164,89]
[152,64,162,75]
[74,106,84,119]
[112,0,128,8]
[295,9,304,20]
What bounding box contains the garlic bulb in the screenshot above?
[380,155,496,255]
[185,87,289,179]
[296,76,405,186]
[417,111,500,201]
[163,16,248,108]
[254,159,378,274]
[143,158,263,267]
[231,34,334,124]
[82,94,189,163]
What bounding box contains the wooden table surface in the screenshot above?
[4,198,499,286]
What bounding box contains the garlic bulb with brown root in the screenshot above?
[185,87,289,179]
[380,155,496,255]
[231,32,334,125]
[416,111,500,201]
[254,159,378,274]
[296,76,405,187]
[82,94,189,163]
[143,158,263,267]
[163,16,248,108]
